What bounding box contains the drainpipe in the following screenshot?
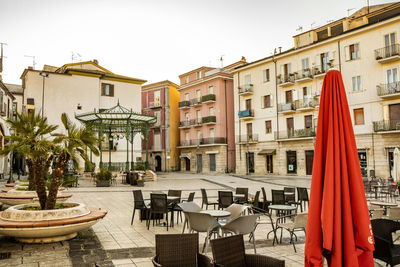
[238,72,241,162]
[337,40,342,72]
[164,86,168,172]
[224,79,229,173]
[273,54,279,175]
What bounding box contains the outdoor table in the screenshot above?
[200,210,231,219]
[370,201,397,215]
[267,205,297,245]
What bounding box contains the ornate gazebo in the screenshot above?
[75,102,156,171]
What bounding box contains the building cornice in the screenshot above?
[178,75,233,91]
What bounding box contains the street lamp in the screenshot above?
[39,72,49,117]
[7,128,15,183]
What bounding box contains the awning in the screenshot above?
[258,149,276,155]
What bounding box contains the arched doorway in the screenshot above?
[184,158,190,171]
[155,155,162,172]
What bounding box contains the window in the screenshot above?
[265,120,272,133]
[154,90,161,106]
[154,111,161,125]
[345,44,360,61]
[245,99,252,110]
[262,95,271,108]
[184,93,189,101]
[27,98,34,105]
[196,89,201,101]
[12,102,17,120]
[209,154,216,171]
[353,108,364,125]
[304,115,313,128]
[197,71,202,79]
[263,69,270,82]
[185,76,189,83]
[196,110,201,120]
[352,76,362,92]
[209,128,214,139]
[197,130,202,140]
[320,52,329,71]
[281,63,291,77]
[185,112,189,122]
[101,83,114,97]
[209,86,214,94]
[245,74,251,85]
[387,68,398,84]
[209,107,214,116]
[185,132,189,141]
[301,58,309,70]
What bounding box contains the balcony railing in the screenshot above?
[295,69,313,81]
[190,98,202,106]
[148,101,162,109]
[179,137,226,147]
[238,109,254,118]
[178,100,190,108]
[373,120,400,132]
[277,74,295,86]
[202,115,216,124]
[375,44,400,62]
[377,82,400,97]
[193,118,202,126]
[236,134,259,144]
[312,64,333,78]
[276,128,316,140]
[278,102,296,112]
[179,119,195,128]
[238,84,253,95]
[201,94,216,103]
[295,99,318,110]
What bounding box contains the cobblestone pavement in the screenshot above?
[0,173,387,266]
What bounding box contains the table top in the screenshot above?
[233,193,245,198]
[200,210,231,218]
[370,201,398,207]
[167,196,180,200]
[284,192,295,195]
[268,204,297,211]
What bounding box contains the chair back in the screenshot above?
[210,234,246,267]
[226,204,248,221]
[150,193,168,213]
[235,187,249,201]
[388,206,400,221]
[371,208,385,219]
[218,191,233,208]
[185,212,220,233]
[168,189,182,201]
[293,213,308,228]
[222,214,259,235]
[187,192,195,202]
[271,190,285,205]
[253,191,260,207]
[155,233,199,267]
[284,187,296,202]
[297,187,309,201]
[201,188,209,204]
[371,219,400,244]
[132,190,146,209]
[178,202,202,213]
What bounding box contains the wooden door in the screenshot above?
[245,99,252,110]
[246,123,253,137]
[305,150,314,175]
[287,118,294,137]
[266,155,273,173]
[285,90,292,103]
[389,103,400,129]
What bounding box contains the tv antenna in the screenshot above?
[24,55,36,69]
[71,51,82,62]
[347,8,355,16]
[219,55,224,68]
[296,26,303,32]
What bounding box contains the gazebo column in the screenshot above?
[125,128,129,172]
[145,125,149,170]
[108,130,112,171]
[99,128,103,169]
[131,130,134,170]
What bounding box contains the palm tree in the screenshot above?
[45,113,99,209]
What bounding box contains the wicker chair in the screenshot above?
[371,219,400,267]
[177,202,202,233]
[218,191,234,209]
[210,234,285,267]
[283,187,296,205]
[296,187,309,212]
[168,190,182,225]
[276,213,307,252]
[131,190,149,225]
[152,233,213,267]
[201,188,218,209]
[261,187,271,211]
[234,187,249,204]
[147,193,171,231]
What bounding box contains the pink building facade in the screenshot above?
[178,58,246,173]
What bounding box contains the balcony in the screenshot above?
[202,115,216,125]
[375,44,400,63]
[178,100,190,109]
[277,75,295,87]
[312,64,333,79]
[373,120,400,132]
[238,109,254,119]
[148,101,162,109]
[278,103,296,114]
[295,99,318,111]
[190,98,202,106]
[236,134,259,144]
[275,128,316,141]
[179,119,195,129]
[238,84,253,96]
[377,82,400,99]
[295,69,313,83]
[201,94,216,103]
[179,137,226,147]
[193,118,203,127]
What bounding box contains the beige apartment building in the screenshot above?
[233,3,400,179]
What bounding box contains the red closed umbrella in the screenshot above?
[304,70,374,267]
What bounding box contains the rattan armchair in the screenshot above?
[152,233,213,267]
[371,219,400,267]
[210,234,285,267]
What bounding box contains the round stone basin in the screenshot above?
[1,203,90,221]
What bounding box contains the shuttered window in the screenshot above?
[354,108,365,125]
[304,115,313,128]
[262,95,271,108]
[265,120,272,133]
[101,83,114,97]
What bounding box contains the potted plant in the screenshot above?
[95,168,112,187]
[137,176,144,187]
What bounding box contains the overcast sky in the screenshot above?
[0,0,395,85]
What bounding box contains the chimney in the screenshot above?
[28,66,33,70]
[93,59,99,64]
[278,47,282,53]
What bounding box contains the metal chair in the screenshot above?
[177,202,202,233]
[250,204,279,245]
[261,187,271,211]
[152,233,213,267]
[235,187,249,204]
[200,188,218,209]
[283,187,296,205]
[185,212,221,253]
[210,234,285,267]
[220,214,259,253]
[271,190,285,205]
[296,187,309,212]
[168,189,182,224]
[371,219,400,267]
[276,212,308,252]
[218,191,234,209]
[131,190,149,225]
[147,193,171,231]
[183,192,195,202]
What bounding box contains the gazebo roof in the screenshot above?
[75,102,156,132]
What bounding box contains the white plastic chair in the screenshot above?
[225,203,249,221]
[177,202,202,233]
[276,212,308,252]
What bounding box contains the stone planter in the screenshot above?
[0,189,72,207]
[0,202,107,243]
[96,181,111,187]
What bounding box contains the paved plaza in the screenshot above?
[0,173,387,267]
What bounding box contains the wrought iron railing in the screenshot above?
[178,100,190,108]
[375,44,400,60]
[148,101,162,109]
[201,94,216,102]
[236,134,259,143]
[277,74,295,85]
[278,103,295,112]
[295,69,313,80]
[179,137,226,146]
[238,109,254,117]
[190,98,202,106]
[376,82,400,96]
[312,64,333,76]
[295,99,317,109]
[238,84,253,94]
[373,120,400,132]
[202,116,216,124]
[179,119,195,127]
[275,128,315,139]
